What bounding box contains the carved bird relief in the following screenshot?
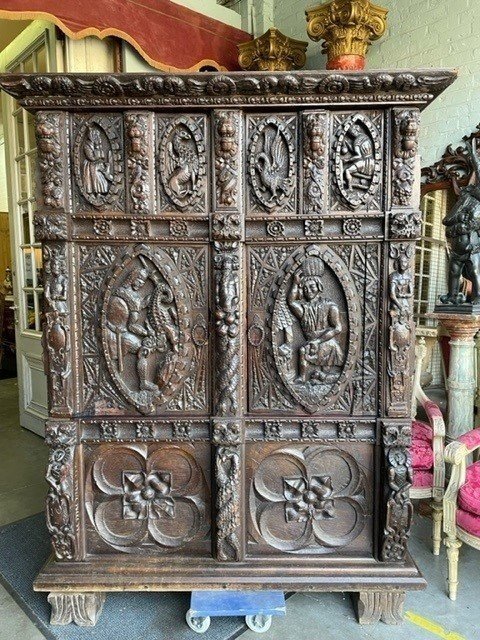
[255,126,292,205]
[166,127,199,201]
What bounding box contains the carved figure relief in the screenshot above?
[213,110,240,209]
[303,112,327,215]
[332,112,382,210]
[101,245,193,414]
[249,445,367,553]
[157,115,206,212]
[43,243,72,413]
[85,443,209,553]
[248,114,296,213]
[270,244,360,414]
[73,115,123,210]
[392,109,420,208]
[125,113,152,214]
[387,243,414,413]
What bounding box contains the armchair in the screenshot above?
[444,427,480,600]
[411,338,446,555]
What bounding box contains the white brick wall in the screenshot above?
[274,0,480,167]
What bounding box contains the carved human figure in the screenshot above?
[389,248,413,314]
[82,125,113,196]
[106,266,176,393]
[341,123,375,191]
[440,140,480,304]
[287,253,343,383]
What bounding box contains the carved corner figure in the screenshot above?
[440,140,480,306]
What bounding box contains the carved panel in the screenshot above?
[43,243,73,414]
[386,243,415,417]
[85,442,210,554]
[391,108,420,209]
[247,114,297,214]
[213,110,242,210]
[72,114,124,211]
[125,112,154,215]
[247,243,377,415]
[302,111,327,215]
[247,443,371,555]
[331,112,382,211]
[35,111,68,210]
[79,244,208,415]
[44,421,79,560]
[381,420,413,562]
[157,114,207,213]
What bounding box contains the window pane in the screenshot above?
[14,110,25,155]
[35,291,43,331]
[36,46,48,73]
[33,246,43,285]
[16,156,28,200]
[25,291,36,330]
[24,53,34,74]
[26,112,36,152]
[23,248,34,287]
[21,203,30,244]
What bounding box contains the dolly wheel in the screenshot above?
[186,609,211,634]
[245,614,272,633]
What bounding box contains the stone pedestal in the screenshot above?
[431,313,480,441]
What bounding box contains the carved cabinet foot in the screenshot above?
[354,590,405,625]
[48,592,106,626]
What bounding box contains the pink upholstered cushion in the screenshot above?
[423,400,443,421]
[459,427,480,451]
[458,461,480,516]
[457,507,480,537]
[411,420,434,471]
[412,469,433,488]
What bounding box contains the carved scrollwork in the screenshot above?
[248,114,296,213]
[35,111,65,209]
[85,443,209,552]
[101,244,193,414]
[269,244,361,414]
[303,112,327,215]
[250,445,367,553]
[157,115,206,213]
[125,113,152,214]
[45,421,78,560]
[72,114,123,210]
[213,110,240,209]
[392,108,420,208]
[381,420,413,562]
[332,112,382,210]
[387,243,415,416]
[213,242,240,416]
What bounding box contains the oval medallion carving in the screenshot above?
[270,244,361,414]
[333,113,381,209]
[158,116,206,211]
[73,116,123,209]
[101,244,193,414]
[248,115,295,211]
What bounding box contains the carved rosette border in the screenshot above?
[44,420,81,561]
[302,111,327,215]
[125,112,154,214]
[212,419,243,561]
[380,420,413,563]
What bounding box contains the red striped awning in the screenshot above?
[0,0,251,71]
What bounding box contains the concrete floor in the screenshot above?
[0,377,477,640]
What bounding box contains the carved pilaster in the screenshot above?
[48,592,105,626]
[44,421,82,561]
[386,242,415,417]
[391,108,420,211]
[213,110,242,211]
[354,590,405,624]
[212,420,243,561]
[125,112,154,215]
[380,419,413,562]
[302,112,327,215]
[35,111,69,211]
[43,242,74,415]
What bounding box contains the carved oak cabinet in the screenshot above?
[0,69,455,627]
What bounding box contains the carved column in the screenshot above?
[212,110,244,561]
[433,314,480,441]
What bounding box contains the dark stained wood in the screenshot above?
[0,69,456,627]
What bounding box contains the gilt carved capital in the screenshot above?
[238,28,308,72]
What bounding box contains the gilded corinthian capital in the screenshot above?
[238,28,308,72]
[306,0,388,70]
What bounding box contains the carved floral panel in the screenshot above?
[85,443,210,555]
[247,242,379,415]
[247,113,297,214]
[330,111,383,211]
[157,114,207,213]
[71,114,124,212]
[79,243,209,415]
[247,443,371,555]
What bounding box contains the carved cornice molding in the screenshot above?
[0,71,456,110]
